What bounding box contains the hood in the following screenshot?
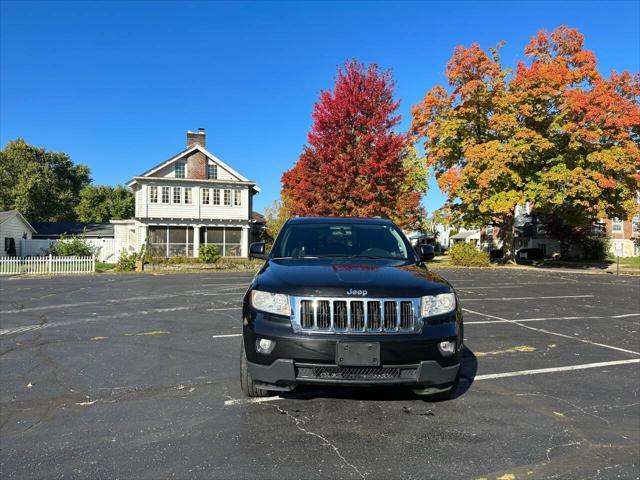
[253,258,451,298]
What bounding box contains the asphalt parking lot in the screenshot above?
[1,268,639,479]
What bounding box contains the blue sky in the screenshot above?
[1,1,638,215]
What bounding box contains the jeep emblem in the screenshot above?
[346,288,367,296]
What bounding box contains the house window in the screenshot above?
[632,215,640,233]
[149,186,158,203]
[173,187,182,204]
[202,188,210,205]
[201,227,242,257]
[612,218,623,232]
[161,187,170,204]
[207,164,217,180]
[175,162,185,178]
[213,189,221,205]
[184,187,192,204]
[148,226,194,257]
[224,189,231,206]
[234,189,242,206]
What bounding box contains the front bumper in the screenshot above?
[243,307,463,390]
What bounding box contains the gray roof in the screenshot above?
[31,221,114,238]
[0,210,37,233]
[0,210,16,223]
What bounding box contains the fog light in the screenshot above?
[256,338,275,354]
[438,341,456,356]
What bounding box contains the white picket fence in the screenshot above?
[20,238,118,263]
[0,255,95,275]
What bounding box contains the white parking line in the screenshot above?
[462,308,640,356]
[223,359,640,407]
[474,359,640,380]
[466,313,640,325]
[462,295,594,302]
[212,334,242,339]
[224,396,283,406]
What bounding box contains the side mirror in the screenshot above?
[249,242,267,259]
[419,244,435,262]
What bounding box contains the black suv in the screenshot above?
[240,217,463,399]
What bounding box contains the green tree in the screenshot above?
[0,138,91,221]
[75,185,134,222]
[264,199,290,243]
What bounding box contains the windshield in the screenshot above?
[272,222,413,260]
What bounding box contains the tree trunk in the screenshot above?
[501,214,516,262]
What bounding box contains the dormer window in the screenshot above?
[207,164,217,180]
[175,162,186,178]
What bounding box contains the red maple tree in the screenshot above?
[282,60,424,229]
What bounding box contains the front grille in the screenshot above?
[297,366,417,381]
[292,297,420,334]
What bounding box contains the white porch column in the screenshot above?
[137,224,148,253]
[193,225,201,258]
[241,226,249,258]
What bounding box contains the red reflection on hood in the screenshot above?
[329,263,382,272]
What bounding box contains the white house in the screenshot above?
[0,210,36,257]
[117,129,260,258]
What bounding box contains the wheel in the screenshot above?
[240,341,273,398]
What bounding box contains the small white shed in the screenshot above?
[0,210,36,257]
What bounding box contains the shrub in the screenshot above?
[449,242,490,267]
[583,234,611,261]
[47,234,96,257]
[199,244,222,263]
[115,250,137,272]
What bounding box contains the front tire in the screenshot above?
[240,341,273,398]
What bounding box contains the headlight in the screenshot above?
[251,290,291,316]
[421,293,456,317]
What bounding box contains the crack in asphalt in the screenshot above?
[274,404,366,479]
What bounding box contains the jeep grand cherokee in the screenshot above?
[240,217,463,399]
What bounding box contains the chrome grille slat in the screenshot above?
[317,300,331,329]
[334,301,347,330]
[300,300,314,328]
[292,297,420,335]
[400,301,413,330]
[351,301,364,331]
[383,301,397,331]
[367,301,381,331]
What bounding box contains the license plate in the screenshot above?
[336,342,380,367]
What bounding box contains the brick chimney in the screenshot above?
[187,128,206,148]
[185,128,207,179]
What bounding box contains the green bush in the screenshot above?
[199,244,222,263]
[48,234,96,257]
[115,250,138,272]
[583,234,611,261]
[449,242,490,267]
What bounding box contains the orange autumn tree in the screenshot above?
[411,26,640,258]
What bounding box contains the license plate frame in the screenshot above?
[336,342,380,367]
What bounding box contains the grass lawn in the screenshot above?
[614,256,640,269]
[95,262,116,273]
